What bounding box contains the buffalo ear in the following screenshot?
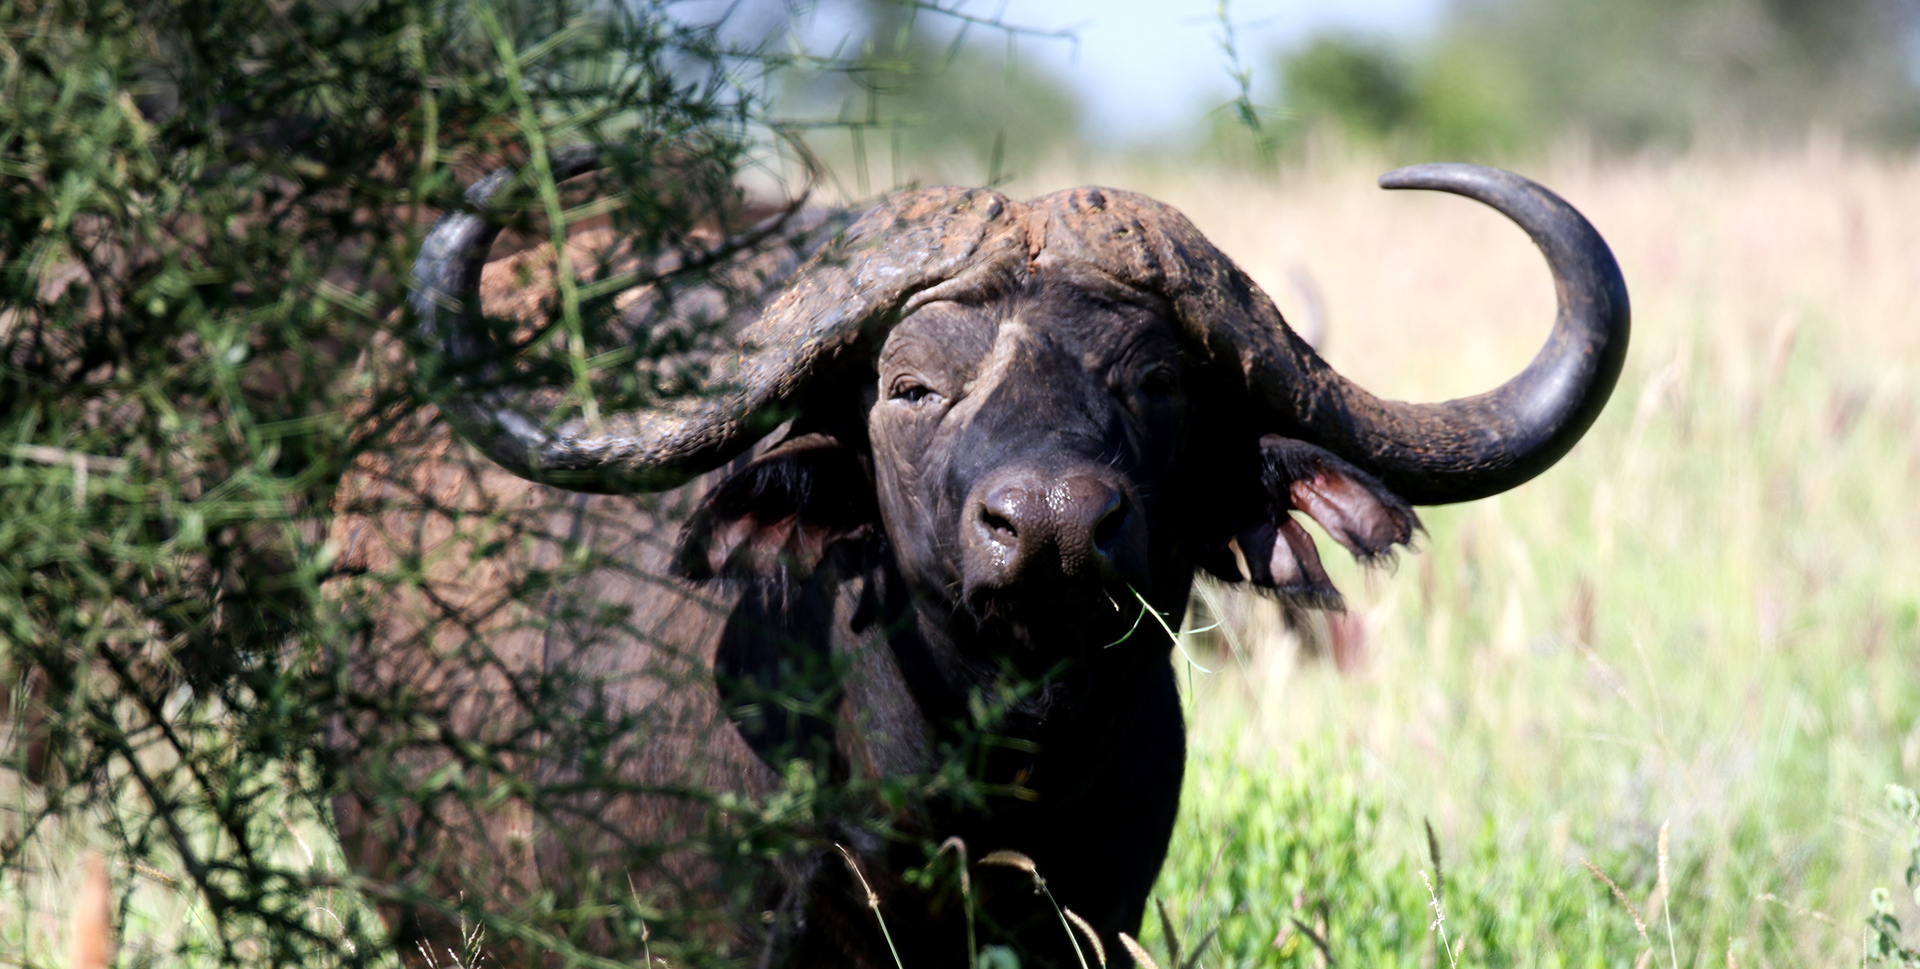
[674,432,877,583]
[1261,435,1419,562]
[1200,435,1420,609]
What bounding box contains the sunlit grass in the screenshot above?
[1118,142,1920,967]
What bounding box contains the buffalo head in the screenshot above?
[416,147,1625,653]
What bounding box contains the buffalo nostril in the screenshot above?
[980,484,1030,546]
[981,506,1018,543]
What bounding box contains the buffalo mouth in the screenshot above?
[961,577,1147,654]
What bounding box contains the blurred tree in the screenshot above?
[1444,0,1920,148]
[788,0,1084,189]
[1279,33,1417,143]
[1246,0,1920,161]
[1411,34,1535,157]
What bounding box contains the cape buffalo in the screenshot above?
[326,146,1628,967]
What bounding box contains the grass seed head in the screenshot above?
[1063,907,1107,968]
[978,849,1044,888]
[1582,858,1649,939]
[1119,932,1163,969]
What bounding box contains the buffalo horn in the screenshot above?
[411,145,1024,492]
[1246,164,1630,504]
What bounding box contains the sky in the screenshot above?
[784,0,1448,144]
[980,0,1445,143]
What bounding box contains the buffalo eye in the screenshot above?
[888,376,942,406]
[1137,365,1180,398]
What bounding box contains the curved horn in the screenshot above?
[1022,168,1626,505]
[1214,164,1629,505]
[1304,163,1630,503]
[410,144,640,487]
[412,147,1025,492]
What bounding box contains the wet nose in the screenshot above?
[975,473,1128,581]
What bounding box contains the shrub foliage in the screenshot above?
[0,0,989,963]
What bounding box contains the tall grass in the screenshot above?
[1035,142,1920,966]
